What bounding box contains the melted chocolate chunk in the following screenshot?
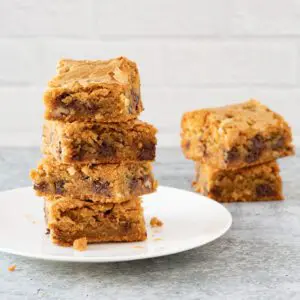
[98,141,116,157]
[245,135,265,163]
[33,182,48,192]
[45,228,50,235]
[92,180,111,197]
[138,143,155,160]
[272,136,284,150]
[256,184,275,197]
[55,180,65,195]
[224,147,240,163]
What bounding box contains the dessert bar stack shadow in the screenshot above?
[30,57,157,246]
[181,100,294,202]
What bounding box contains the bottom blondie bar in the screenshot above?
[193,161,283,202]
[45,196,147,246]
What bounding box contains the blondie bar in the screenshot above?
[45,196,147,246]
[44,57,143,122]
[42,119,157,164]
[31,157,157,202]
[193,161,283,202]
[181,100,294,170]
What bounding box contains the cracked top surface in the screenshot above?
[181,99,292,147]
[48,56,139,88]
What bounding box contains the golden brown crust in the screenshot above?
[193,161,283,202]
[45,197,147,246]
[30,157,157,202]
[181,99,294,169]
[44,57,143,122]
[42,119,157,164]
[49,57,139,88]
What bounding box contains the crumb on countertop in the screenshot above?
[8,264,16,272]
[73,237,88,251]
[150,217,163,228]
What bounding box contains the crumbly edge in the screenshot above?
[181,100,294,168]
[45,197,147,246]
[193,161,283,202]
[44,85,143,122]
[30,158,157,202]
[42,120,157,163]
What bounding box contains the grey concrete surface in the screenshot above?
[0,147,299,300]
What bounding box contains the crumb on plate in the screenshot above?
[73,237,88,251]
[153,238,162,241]
[8,264,16,272]
[150,217,163,228]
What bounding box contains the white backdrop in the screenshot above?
[0,0,299,147]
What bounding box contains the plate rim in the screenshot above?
[0,186,232,263]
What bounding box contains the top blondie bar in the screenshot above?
[181,100,294,170]
[44,57,143,122]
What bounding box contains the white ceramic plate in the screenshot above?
[0,186,232,262]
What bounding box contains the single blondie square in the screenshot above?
[181,100,294,170]
[31,157,157,202]
[44,57,143,122]
[42,119,157,164]
[45,196,147,246]
[193,161,283,202]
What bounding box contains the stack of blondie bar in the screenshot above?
[181,100,294,202]
[31,57,157,246]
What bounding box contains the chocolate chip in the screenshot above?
[272,136,284,150]
[185,140,191,150]
[33,182,48,192]
[256,184,275,197]
[55,180,65,195]
[120,221,132,231]
[210,186,222,198]
[85,102,98,114]
[72,149,84,161]
[138,143,155,160]
[83,199,93,203]
[45,228,50,235]
[130,90,140,113]
[92,180,111,197]
[224,147,240,163]
[57,141,62,159]
[98,141,116,157]
[103,208,113,217]
[56,92,69,103]
[245,135,265,163]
